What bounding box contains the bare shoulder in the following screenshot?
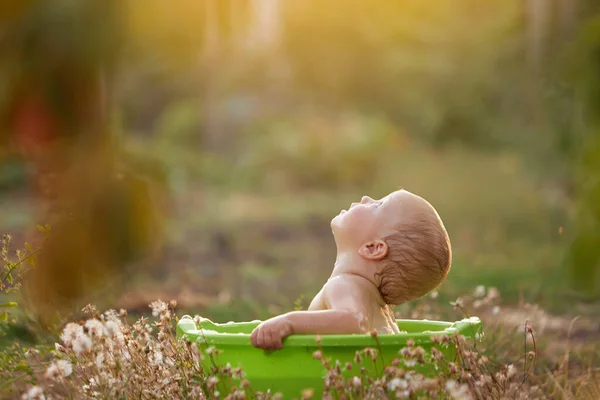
[307,288,325,310]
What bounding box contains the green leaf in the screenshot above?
[0,312,7,321]
[25,243,34,252]
[36,225,46,233]
[0,302,17,308]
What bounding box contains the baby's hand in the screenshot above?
[250,315,293,351]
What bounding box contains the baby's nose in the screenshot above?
[361,196,374,204]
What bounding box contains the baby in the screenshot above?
[250,189,452,350]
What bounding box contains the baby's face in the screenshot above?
[331,189,411,249]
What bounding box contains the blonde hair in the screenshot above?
[376,199,451,305]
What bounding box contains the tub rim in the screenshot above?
[176,316,482,347]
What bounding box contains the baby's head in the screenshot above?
[331,189,451,305]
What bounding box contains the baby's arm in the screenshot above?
[250,276,371,350]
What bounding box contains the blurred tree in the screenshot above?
[122,0,255,151]
[0,0,165,322]
[564,9,600,299]
[279,0,525,148]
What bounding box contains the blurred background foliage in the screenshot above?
[1,0,600,333]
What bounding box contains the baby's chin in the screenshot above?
[330,209,346,227]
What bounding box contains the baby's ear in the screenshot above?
[358,239,388,261]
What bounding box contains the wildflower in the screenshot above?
[526,324,534,334]
[478,375,492,388]
[60,323,84,346]
[431,347,445,361]
[451,298,464,309]
[486,287,500,300]
[455,334,467,346]
[445,379,471,400]
[430,290,439,299]
[152,350,164,364]
[312,350,322,360]
[207,376,219,388]
[150,300,168,317]
[351,376,362,388]
[460,371,473,381]
[85,319,104,338]
[104,320,121,336]
[73,334,93,354]
[82,304,97,315]
[45,359,73,379]
[54,343,66,353]
[413,346,425,358]
[506,364,517,379]
[104,309,120,321]
[96,353,105,369]
[24,348,39,358]
[448,362,459,374]
[403,359,417,367]
[232,366,245,379]
[422,378,440,391]
[388,377,408,391]
[495,372,507,385]
[21,386,45,400]
[364,347,377,360]
[473,285,486,298]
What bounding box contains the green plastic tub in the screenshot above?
[176,316,482,397]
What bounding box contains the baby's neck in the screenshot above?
[330,250,377,287]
